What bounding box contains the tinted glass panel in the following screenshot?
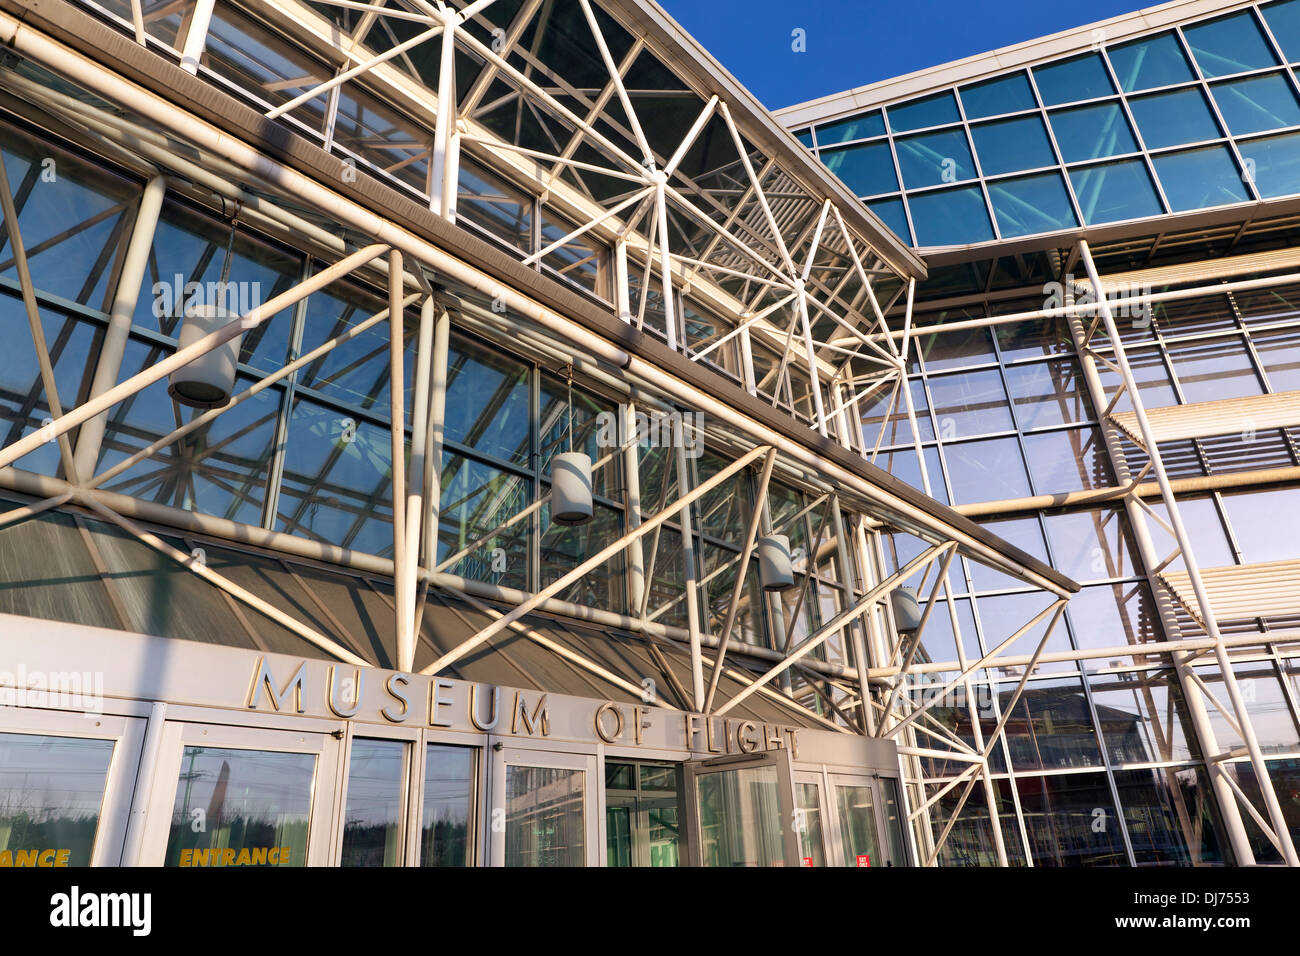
[834,784,881,867]
[1003,359,1091,428]
[960,72,1037,119]
[1184,10,1279,78]
[1238,128,1300,196]
[928,368,1013,437]
[1262,0,1300,61]
[988,172,1078,237]
[796,129,813,148]
[0,733,113,867]
[1014,772,1126,866]
[896,129,976,188]
[504,765,585,866]
[340,738,406,866]
[1107,31,1195,91]
[943,436,1031,503]
[1211,72,1300,135]
[908,185,994,245]
[1050,102,1138,162]
[1127,87,1222,148]
[820,142,898,196]
[1033,54,1115,106]
[815,111,886,145]
[1220,485,1300,563]
[887,91,960,132]
[1069,159,1164,224]
[421,744,474,866]
[1114,768,1223,865]
[165,746,315,866]
[866,197,911,244]
[970,115,1057,175]
[1153,145,1250,210]
[1022,426,1111,492]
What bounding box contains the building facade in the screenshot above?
[0,0,1292,868]
[780,0,1300,865]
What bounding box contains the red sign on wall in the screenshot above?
[855,854,871,867]
[800,857,813,867]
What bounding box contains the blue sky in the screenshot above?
[659,0,1149,110]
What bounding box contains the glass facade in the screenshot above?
[794,1,1300,247]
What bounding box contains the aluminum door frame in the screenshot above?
[682,747,800,867]
[0,704,146,866]
[138,720,343,866]
[488,737,601,867]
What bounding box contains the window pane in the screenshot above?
[977,590,1073,675]
[988,171,1079,238]
[971,115,1057,175]
[540,209,604,297]
[696,765,784,866]
[1220,485,1300,563]
[887,91,960,133]
[1033,54,1115,106]
[971,516,1050,592]
[1184,10,1279,78]
[915,321,996,370]
[1107,31,1195,91]
[1198,664,1300,752]
[866,196,911,244]
[457,156,532,252]
[446,336,531,465]
[1069,158,1164,224]
[1128,87,1222,149]
[1089,671,1198,762]
[1211,72,1300,135]
[165,746,315,866]
[960,71,1037,119]
[1153,145,1250,210]
[834,784,881,867]
[1253,327,1300,388]
[1063,581,1158,656]
[815,111,885,145]
[1042,508,1140,582]
[1262,0,1300,61]
[908,185,994,245]
[1166,335,1264,402]
[1114,768,1224,865]
[1004,358,1092,428]
[999,678,1104,770]
[340,738,406,867]
[1023,426,1111,493]
[928,368,1014,438]
[1014,772,1126,866]
[504,765,585,866]
[1050,102,1137,162]
[795,783,827,867]
[436,452,529,591]
[943,436,1030,503]
[896,129,976,188]
[820,142,898,196]
[421,744,474,866]
[540,499,625,613]
[1237,128,1300,196]
[0,733,113,867]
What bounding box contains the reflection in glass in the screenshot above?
[1069,158,1164,225]
[960,71,1036,120]
[866,197,911,244]
[1050,102,1137,163]
[969,102,1064,172]
[1212,72,1300,135]
[1155,146,1251,211]
[943,436,1031,504]
[1088,670,1197,763]
[815,111,885,145]
[896,129,976,189]
[340,738,406,866]
[795,783,826,866]
[1127,88,1221,149]
[0,733,114,867]
[164,746,315,866]
[1015,771,1126,866]
[1184,10,1279,78]
[835,784,880,866]
[1107,31,1195,92]
[1117,768,1223,866]
[504,765,585,866]
[988,172,1079,238]
[887,91,960,133]
[1022,426,1111,493]
[820,142,898,197]
[695,765,784,866]
[1033,54,1115,106]
[908,186,994,246]
[421,744,474,866]
[1237,128,1300,197]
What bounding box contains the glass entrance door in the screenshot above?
[683,750,799,867]
[0,707,144,866]
[490,746,599,866]
[825,772,911,867]
[605,760,682,866]
[139,722,341,866]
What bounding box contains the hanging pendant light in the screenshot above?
[757,533,796,591]
[890,586,923,633]
[168,205,245,409]
[551,362,593,525]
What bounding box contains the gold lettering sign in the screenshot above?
[177,846,290,867]
[0,848,71,867]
